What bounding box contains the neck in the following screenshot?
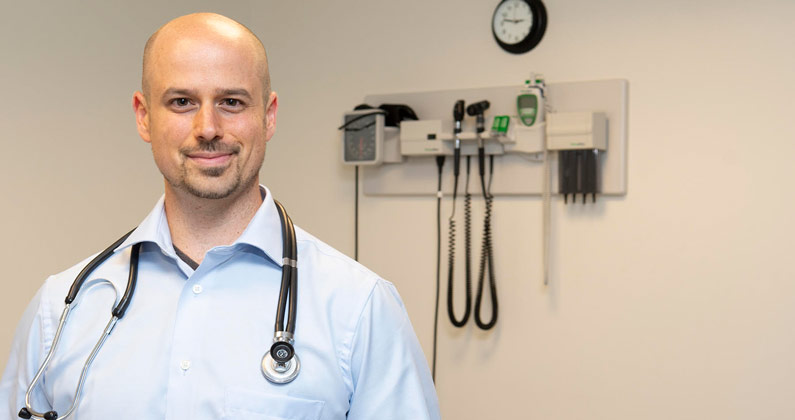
[163,181,263,265]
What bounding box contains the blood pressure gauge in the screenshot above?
[341,110,385,165]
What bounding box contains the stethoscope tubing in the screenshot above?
[273,199,297,336]
[22,243,141,420]
[21,199,299,419]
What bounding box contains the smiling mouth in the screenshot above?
[187,152,234,166]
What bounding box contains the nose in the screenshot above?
[193,104,223,142]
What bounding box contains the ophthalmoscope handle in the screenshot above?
[453,100,465,177]
[453,100,465,125]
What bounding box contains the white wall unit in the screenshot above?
[361,79,628,196]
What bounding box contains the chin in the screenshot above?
[182,177,242,200]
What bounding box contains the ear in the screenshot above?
[133,91,152,143]
[264,91,278,142]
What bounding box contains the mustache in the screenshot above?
[180,141,240,155]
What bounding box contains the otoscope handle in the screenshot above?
[454,148,461,177]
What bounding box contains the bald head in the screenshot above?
[142,13,270,100]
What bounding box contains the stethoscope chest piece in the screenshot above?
[261,351,300,384]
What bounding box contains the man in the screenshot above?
[1,13,440,419]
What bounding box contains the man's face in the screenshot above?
[134,35,276,200]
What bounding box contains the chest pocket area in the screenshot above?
[223,387,326,420]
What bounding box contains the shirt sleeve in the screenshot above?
[346,279,440,420]
[1,281,54,417]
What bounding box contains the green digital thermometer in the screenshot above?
[517,93,540,126]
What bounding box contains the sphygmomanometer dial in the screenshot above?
[492,0,547,54]
[342,111,384,165]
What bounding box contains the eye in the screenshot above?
[171,98,191,107]
[223,98,241,107]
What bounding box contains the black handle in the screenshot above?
[453,100,465,123]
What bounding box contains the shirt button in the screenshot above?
[192,284,203,294]
[180,360,191,371]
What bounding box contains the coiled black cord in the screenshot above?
[447,155,471,327]
[463,157,473,318]
[475,155,498,330]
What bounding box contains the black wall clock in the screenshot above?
[492,0,547,54]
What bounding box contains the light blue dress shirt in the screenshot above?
[1,187,440,419]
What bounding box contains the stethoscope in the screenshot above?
[19,200,299,420]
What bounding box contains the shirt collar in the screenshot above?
[116,185,285,267]
[235,185,284,266]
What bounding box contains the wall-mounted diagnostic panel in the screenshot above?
[351,79,627,198]
[339,78,629,302]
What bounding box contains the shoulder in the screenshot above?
[39,245,136,314]
[39,254,96,305]
[291,225,406,335]
[293,225,388,293]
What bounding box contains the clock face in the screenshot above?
[492,0,547,54]
[493,0,533,45]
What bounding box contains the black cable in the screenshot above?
[474,154,498,330]
[447,156,471,328]
[336,110,386,130]
[464,158,473,306]
[432,155,445,383]
[354,165,359,261]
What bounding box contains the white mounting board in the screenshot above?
[361,79,628,196]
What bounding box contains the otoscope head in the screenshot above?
[466,100,490,116]
[467,100,490,134]
[453,100,465,122]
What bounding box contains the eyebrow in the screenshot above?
[216,88,253,100]
[161,88,253,101]
[162,88,196,98]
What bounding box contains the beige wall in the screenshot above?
[2,1,794,419]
